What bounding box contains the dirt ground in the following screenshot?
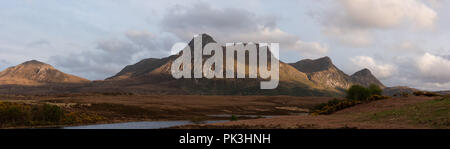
[176,96,447,129]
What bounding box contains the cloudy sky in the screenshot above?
[1,0,450,91]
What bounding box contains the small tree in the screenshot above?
[368,84,382,96]
[346,85,370,100]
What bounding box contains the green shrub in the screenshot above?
[347,84,384,101]
[0,102,32,125]
[230,115,238,121]
[367,95,390,101]
[346,85,371,100]
[401,92,409,97]
[312,84,390,115]
[368,84,382,96]
[310,99,362,115]
[36,104,64,122]
[0,102,104,127]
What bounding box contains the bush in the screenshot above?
[401,92,409,97]
[230,115,238,121]
[310,99,362,115]
[368,84,382,96]
[346,85,371,100]
[347,84,383,101]
[311,85,390,115]
[367,95,390,101]
[0,102,32,125]
[36,104,64,122]
[0,102,104,127]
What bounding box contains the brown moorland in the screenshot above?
[175,96,449,129]
[0,94,333,128]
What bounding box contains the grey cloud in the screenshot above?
[161,2,328,58]
[50,30,176,80]
[161,2,277,41]
[125,30,177,54]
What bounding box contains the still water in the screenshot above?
[63,120,228,129]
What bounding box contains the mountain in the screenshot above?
[435,90,450,95]
[107,57,173,80]
[0,60,90,85]
[0,34,387,96]
[350,68,385,88]
[290,57,385,90]
[290,57,354,89]
[104,34,339,96]
[382,86,420,96]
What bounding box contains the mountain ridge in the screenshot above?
[290,56,385,90]
[0,34,387,96]
[104,34,384,96]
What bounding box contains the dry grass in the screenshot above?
[177,96,446,129]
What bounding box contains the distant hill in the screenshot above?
[0,60,89,85]
[435,90,450,95]
[382,86,421,96]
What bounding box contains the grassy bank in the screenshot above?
[0,101,104,128]
[360,97,450,128]
[310,84,389,115]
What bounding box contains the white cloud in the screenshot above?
[417,53,450,82]
[316,0,437,46]
[351,56,397,79]
[293,40,328,56]
[323,27,372,47]
[339,0,437,28]
[387,41,425,54]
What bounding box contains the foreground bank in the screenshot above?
[175,96,449,129]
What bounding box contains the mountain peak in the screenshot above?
[351,68,385,88]
[316,56,332,63]
[291,56,334,73]
[352,68,372,76]
[21,60,48,66]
